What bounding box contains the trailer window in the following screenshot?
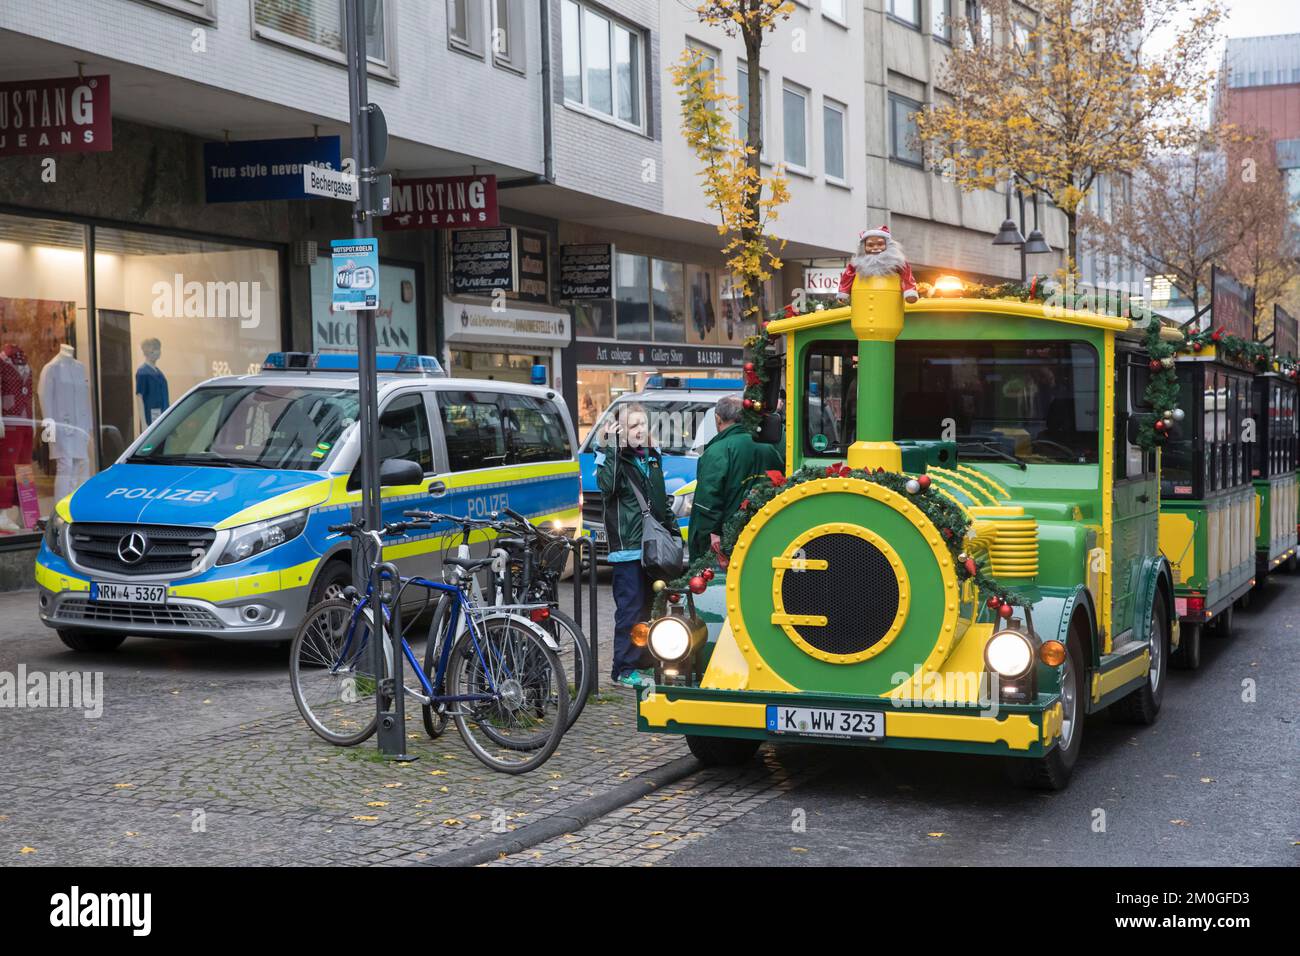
[894,340,1099,464]
[1161,364,1198,498]
[803,341,857,455]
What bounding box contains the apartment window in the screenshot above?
[824,99,846,183]
[888,0,920,27]
[562,0,645,130]
[737,63,768,159]
[491,0,526,71]
[448,0,483,56]
[932,0,952,40]
[253,0,391,71]
[133,0,216,20]
[686,39,718,75]
[783,84,809,171]
[822,0,847,23]
[889,93,924,167]
[962,0,993,46]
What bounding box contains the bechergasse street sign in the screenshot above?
[303,163,359,202]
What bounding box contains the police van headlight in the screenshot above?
[984,629,1034,679]
[217,510,309,566]
[670,491,694,518]
[44,514,68,557]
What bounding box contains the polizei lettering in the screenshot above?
[106,487,220,504]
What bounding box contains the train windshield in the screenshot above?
[893,341,1101,464]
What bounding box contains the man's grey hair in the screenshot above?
[715,394,744,425]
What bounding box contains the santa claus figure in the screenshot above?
[836,225,919,304]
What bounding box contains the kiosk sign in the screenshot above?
[330,238,380,311]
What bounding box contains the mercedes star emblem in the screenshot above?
[117,531,148,565]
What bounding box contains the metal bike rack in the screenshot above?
[570,536,600,693]
[375,561,416,761]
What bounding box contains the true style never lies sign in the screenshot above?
[0,75,112,157]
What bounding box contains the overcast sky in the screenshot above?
[1147,0,1300,61]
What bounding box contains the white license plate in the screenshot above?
[90,582,167,605]
[766,705,885,739]
[592,527,607,543]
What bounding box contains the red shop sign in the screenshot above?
[0,74,112,157]
[384,175,499,231]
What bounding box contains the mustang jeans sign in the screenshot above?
[0,75,112,156]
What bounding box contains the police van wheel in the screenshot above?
[1006,632,1084,790]
[1170,623,1201,671]
[56,629,126,653]
[310,559,353,607]
[686,735,761,767]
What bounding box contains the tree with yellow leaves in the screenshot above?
[671,1,794,315]
[916,0,1225,273]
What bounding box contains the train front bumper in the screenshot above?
[637,685,1065,758]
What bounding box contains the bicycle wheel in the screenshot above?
[538,608,592,729]
[448,615,569,774]
[290,599,387,746]
[420,594,452,740]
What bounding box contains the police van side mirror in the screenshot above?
[348,457,424,491]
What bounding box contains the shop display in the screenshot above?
[38,342,93,502]
[135,337,170,431]
[0,343,34,532]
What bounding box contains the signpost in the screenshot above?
[339,0,406,760]
[304,164,359,202]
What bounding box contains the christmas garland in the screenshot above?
[1182,325,1281,374]
[739,311,783,434]
[649,463,1027,621]
[1137,318,1185,452]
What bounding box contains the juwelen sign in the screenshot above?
[0,75,112,157]
[1211,267,1254,341]
[1275,304,1297,360]
[384,175,499,230]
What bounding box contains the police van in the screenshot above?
[35,353,580,651]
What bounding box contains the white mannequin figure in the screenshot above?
[38,342,92,507]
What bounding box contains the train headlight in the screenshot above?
[985,629,1034,679]
[647,615,705,662]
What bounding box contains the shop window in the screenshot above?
[310,259,420,355]
[651,260,686,343]
[0,213,91,537]
[378,394,433,473]
[92,226,281,455]
[685,265,719,346]
[503,394,572,464]
[253,0,392,73]
[438,391,507,471]
[571,301,614,339]
[615,253,651,342]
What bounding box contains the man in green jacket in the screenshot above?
[688,395,784,561]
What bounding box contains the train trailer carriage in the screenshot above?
[1250,370,1299,580]
[1157,349,1263,670]
[633,274,1177,791]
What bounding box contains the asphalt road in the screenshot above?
[649,571,1300,866]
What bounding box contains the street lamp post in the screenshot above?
[992,178,1052,281]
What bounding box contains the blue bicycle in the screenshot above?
[288,518,569,774]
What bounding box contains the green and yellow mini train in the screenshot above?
[636,274,1181,790]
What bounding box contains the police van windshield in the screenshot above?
[127,385,360,471]
[580,399,721,455]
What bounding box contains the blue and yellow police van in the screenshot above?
[35,353,580,652]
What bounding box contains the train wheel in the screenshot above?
[1112,605,1167,725]
[1286,553,1297,574]
[1210,605,1234,640]
[1170,623,1201,671]
[1006,631,1085,791]
[686,735,761,767]
[1235,589,1252,611]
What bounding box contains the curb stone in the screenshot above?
[423,755,701,867]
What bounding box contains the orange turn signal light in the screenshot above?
[631,622,650,647]
[1039,640,1066,666]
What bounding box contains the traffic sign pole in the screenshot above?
[343,0,408,761]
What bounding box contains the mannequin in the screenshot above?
[135,337,169,434]
[38,342,92,505]
[0,344,33,532]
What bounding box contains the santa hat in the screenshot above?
[859,225,892,242]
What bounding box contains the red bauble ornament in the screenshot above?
[667,592,681,604]
[964,558,978,576]
[1211,328,1223,342]
[742,397,754,410]
[689,576,706,595]
[740,499,749,511]
[998,603,1014,620]
[986,596,1001,609]
[941,527,953,540]
[1149,359,1161,371]
[701,568,715,582]
[917,474,931,491]
[743,361,755,373]
[1192,341,1203,352]
[1154,420,1166,432]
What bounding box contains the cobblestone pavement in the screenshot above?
[0,579,690,866]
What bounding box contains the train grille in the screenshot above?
[780,532,899,655]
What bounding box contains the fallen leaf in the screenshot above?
[428,770,448,776]
[442,819,462,826]
[928,832,944,838]
[366,802,388,808]
[383,783,402,788]
[1200,777,1215,784]
[438,786,449,794]
[1170,819,1190,826]
[19,846,36,854]
[202,699,212,705]
[791,847,807,853]
[468,814,483,821]
[113,783,134,789]
[124,832,138,837]
[353,816,379,822]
